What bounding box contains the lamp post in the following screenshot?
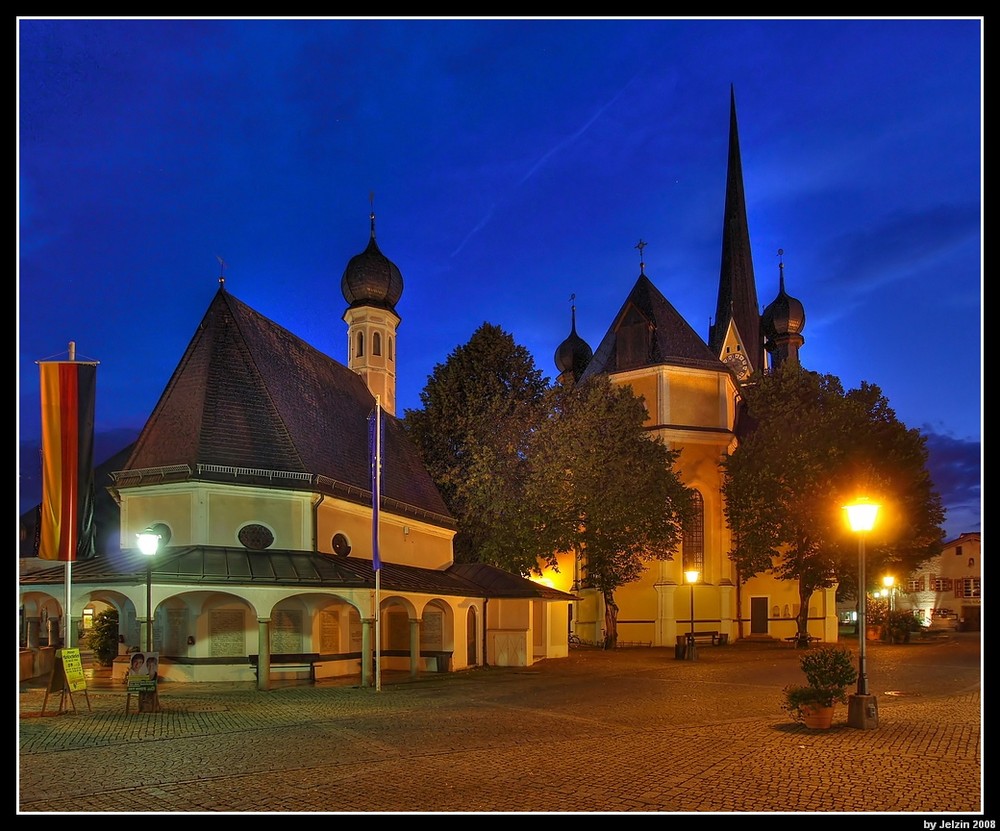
[882,575,895,613]
[844,499,880,729]
[136,528,162,651]
[136,527,162,714]
[684,569,700,661]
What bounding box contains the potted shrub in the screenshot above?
[887,610,922,644]
[781,645,858,729]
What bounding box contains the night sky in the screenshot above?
[17,18,982,539]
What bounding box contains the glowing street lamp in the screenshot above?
[684,569,701,661]
[882,574,895,613]
[844,498,880,729]
[136,527,162,651]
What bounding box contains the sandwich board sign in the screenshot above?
[41,647,91,715]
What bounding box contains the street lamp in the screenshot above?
[844,498,880,729]
[136,527,163,651]
[684,569,701,661]
[882,575,895,613]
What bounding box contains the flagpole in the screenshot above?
[374,395,382,692]
[64,341,76,648]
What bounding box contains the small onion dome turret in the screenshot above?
[341,211,403,311]
[762,252,805,340]
[555,299,593,382]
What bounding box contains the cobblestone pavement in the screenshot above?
[18,633,985,816]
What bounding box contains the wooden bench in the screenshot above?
[249,653,321,681]
[784,635,821,647]
[677,631,728,646]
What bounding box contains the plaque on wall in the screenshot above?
[271,609,303,653]
[420,610,443,649]
[209,609,246,657]
[319,610,341,653]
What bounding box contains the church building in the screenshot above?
[20,87,834,689]
[544,88,827,649]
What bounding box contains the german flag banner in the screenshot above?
[37,361,97,561]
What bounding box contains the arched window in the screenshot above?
[683,490,704,572]
[372,332,382,356]
[355,331,365,358]
[388,337,394,361]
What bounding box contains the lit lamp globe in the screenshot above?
[843,497,880,729]
[137,530,161,556]
[844,501,879,533]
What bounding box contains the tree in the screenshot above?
[88,608,120,667]
[403,323,551,574]
[526,375,693,648]
[721,364,945,643]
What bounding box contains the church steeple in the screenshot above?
[708,86,764,378]
[341,196,403,415]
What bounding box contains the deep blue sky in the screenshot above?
[17,18,982,539]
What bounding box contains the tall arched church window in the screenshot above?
[682,490,705,572]
[388,337,394,361]
[373,332,382,356]
[356,331,365,358]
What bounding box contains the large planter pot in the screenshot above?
[800,704,835,729]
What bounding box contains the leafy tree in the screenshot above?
[526,375,693,648]
[721,364,945,643]
[89,608,120,667]
[403,323,550,574]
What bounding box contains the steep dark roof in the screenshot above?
[708,86,765,375]
[120,287,452,526]
[19,545,575,601]
[579,274,726,381]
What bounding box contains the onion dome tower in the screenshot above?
[761,249,806,369]
[342,202,403,415]
[554,294,593,385]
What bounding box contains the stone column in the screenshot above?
[26,617,41,650]
[257,618,271,691]
[361,618,373,687]
[409,618,420,677]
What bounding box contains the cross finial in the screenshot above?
[216,255,226,287]
[636,239,647,275]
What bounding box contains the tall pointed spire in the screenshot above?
[709,85,764,376]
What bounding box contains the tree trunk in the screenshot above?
[603,591,619,649]
[735,567,745,641]
[796,579,814,648]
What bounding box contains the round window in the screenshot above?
[238,523,274,550]
[332,533,351,557]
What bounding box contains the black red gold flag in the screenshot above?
[37,361,97,561]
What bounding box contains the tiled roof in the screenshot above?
[580,274,726,381]
[19,546,575,601]
[121,288,452,525]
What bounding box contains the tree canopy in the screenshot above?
[721,364,945,637]
[404,324,693,645]
[526,375,693,646]
[402,322,550,574]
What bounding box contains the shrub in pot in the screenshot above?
[781,645,858,723]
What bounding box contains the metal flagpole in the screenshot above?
[64,341,76,649]
[374,395,382,693]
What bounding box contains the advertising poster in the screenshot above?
[125,651,160,692]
